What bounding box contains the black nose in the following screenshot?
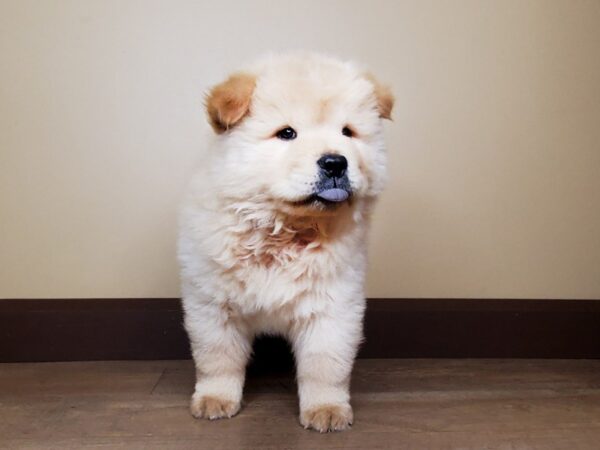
[317,154,347,178]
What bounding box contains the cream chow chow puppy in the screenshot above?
[178,52,393,432]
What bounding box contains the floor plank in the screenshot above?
[1,359,599,449]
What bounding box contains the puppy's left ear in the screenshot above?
[205,72,256,133]
[364,73,394,120]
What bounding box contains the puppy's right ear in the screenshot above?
[205,73,256,134]
[364,73,394,120]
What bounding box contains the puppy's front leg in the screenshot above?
[291,310,363,432]
[183,301,251,420]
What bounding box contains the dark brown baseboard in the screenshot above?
[1,298,599,363]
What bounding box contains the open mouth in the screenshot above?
[294,188,352,207]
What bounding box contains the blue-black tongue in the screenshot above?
[316,188,349,203]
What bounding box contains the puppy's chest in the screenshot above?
[233,225,324,267]
[218,223,341,310]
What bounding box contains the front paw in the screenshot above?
[300,403,353,432]
[190,393,241,420]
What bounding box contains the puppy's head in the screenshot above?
[205,53,393,216]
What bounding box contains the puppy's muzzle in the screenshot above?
[315,154,351,203]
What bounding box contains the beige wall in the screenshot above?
[1,1,599,299]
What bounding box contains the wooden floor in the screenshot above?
[1,359,599,449]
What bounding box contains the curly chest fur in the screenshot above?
[211,212,357,314]
[233,222,325,267]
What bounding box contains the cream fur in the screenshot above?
[178,52,392,432]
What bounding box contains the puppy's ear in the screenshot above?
[364,73,394,120]
[205,73,256,133]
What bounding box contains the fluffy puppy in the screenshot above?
[178,52,393,432]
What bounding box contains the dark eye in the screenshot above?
[342,126,354,138]
[275,127,297,140]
